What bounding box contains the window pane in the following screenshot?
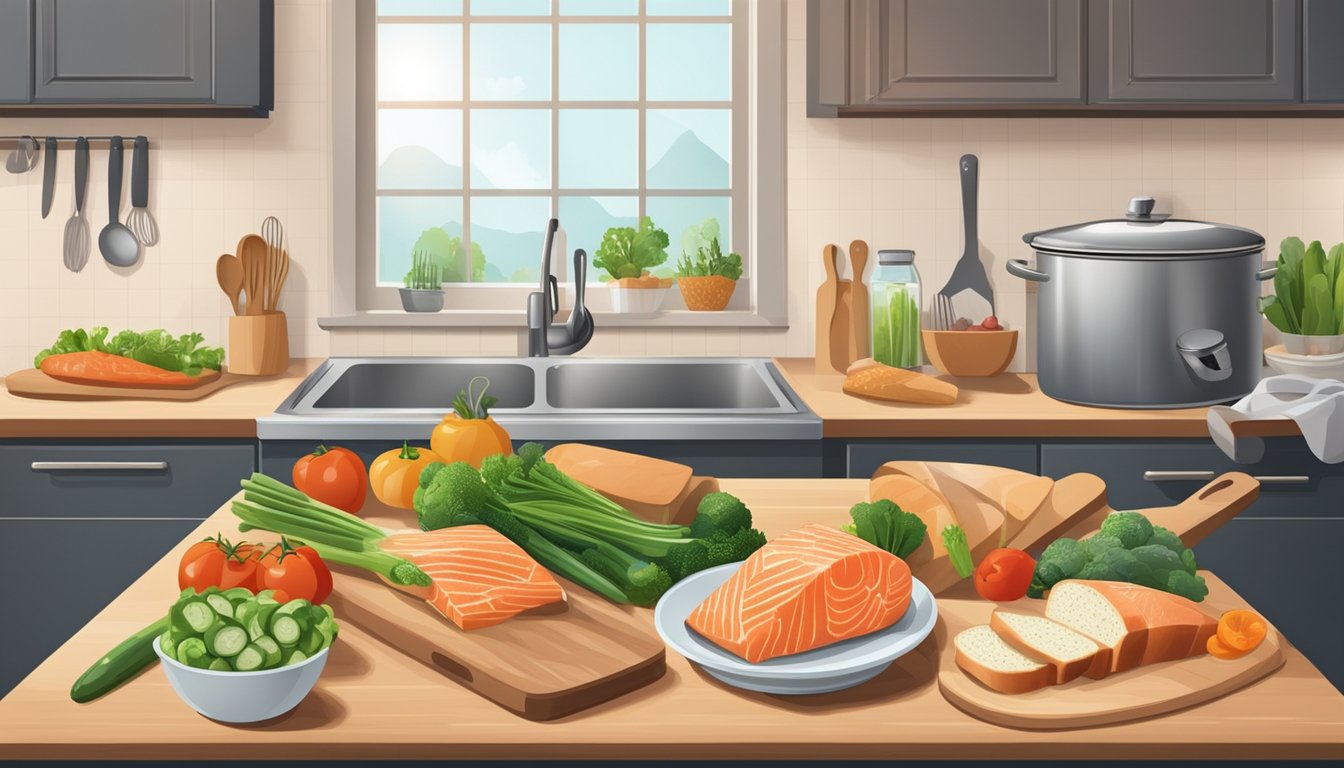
[378,0,462,15]
[378,109,463,190]
[647,24,730,101]
[470,110,550,189]
[471,197,552,283]
[559,24,637,100]
[646,109,729,189]
[559,196,638,280]
[559,0,636,14]
[470,25,550,100]
[559,110,636,189]
[378,196,466,284]
[378,24,463,101]
[646,197,732,263]
[648,0,729,14]
[471,0,549,14]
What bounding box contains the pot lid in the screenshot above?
[1023,197,1265,258]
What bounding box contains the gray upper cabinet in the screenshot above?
[1304,0,1344,101]
[849,0,1084,106]
[1089,0,1299,103]
[1,0,272,115]
[0,0,31,103]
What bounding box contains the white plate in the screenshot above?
[653,562,937,695]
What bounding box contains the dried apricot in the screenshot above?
[1207,633,1248,660]
[1217,609,1268,653]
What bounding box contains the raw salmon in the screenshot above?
[686,523,913,663]
[379,525,566,630]
[39,350,206,388]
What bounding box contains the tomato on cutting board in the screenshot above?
[293,444,368,514]
[178,536,263,593]
[369,442,443,509]
[256,539,333,604]
[973,548,1036,601]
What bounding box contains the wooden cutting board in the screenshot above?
[815,244,852,373]
[322,504,666,721]
[936,577,1285,729]
[4,367,234,401]
[848,239,870,364]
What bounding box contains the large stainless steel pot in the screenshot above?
[1009,197,1276,409]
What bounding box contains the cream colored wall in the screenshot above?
[2,0,1337,374]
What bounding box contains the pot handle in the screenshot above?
[1177,329,1233,382]
[1256,262,1278,281]
[1006,259,1049,282]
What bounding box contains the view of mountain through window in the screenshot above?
[374,0,743,285]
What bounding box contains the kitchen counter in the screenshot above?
[774,358,1301,440]
[0,360,321,438]
[1,479,1340,762]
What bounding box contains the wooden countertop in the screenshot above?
[774,358,1302,440]
[0,360,319,439]
[2,479,1340,761]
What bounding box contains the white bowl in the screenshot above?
[654,562,938,695]
[609,286,668,313]
[1264,344,1344,381]
[153,637,330,723]
[1280,333,1344,356]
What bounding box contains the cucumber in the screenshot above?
[282,648,308,667]
[207,657,232,672]
[300,627,323,655]
[255,636,282,668]
[158,631,176,660]
[205,623,248,658]
[271,615,302,647]
[221,587,254,604]
[69,616,169,703]
[204,593,234,620]
[233,644,265,672]
[245,612,265,642]
[173,600,215,634]
[175,637,208,668]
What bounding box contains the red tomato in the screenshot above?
[178,536,261,593]
[256,539,334,604]
[973,548,1036,601]
[293,444,368,514]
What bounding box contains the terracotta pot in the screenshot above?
[677,275,736,311]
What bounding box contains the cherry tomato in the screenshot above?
[293,444,368,513]
[178,536,261,593]
[973,548,1036,601]
[256,539,333,604]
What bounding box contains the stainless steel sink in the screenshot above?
[260,357,819,441]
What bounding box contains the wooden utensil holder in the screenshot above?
[229,311,289,376]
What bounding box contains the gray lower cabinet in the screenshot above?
[0,440,255,699]
[0,0,31,103]
[1088,0,1299,103]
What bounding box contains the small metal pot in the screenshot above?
[1010,197,1275,409]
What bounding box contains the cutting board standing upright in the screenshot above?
[848,239,870,364]
[816,244,853,373]
[323,505,666,721]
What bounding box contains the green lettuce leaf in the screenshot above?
[34,327,224,375]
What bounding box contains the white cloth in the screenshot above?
[1207,375,1344,464]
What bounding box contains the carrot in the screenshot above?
[40,350,206,388]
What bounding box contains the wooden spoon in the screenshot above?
[215,254,244,316]
[236,235,269,315]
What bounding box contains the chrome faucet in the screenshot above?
[527,219,593,357]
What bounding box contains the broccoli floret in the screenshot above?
[1166,570,1209,602]
[418,461,446,489]
[844,500,928,560]
[1180,548,1198,576]
[1076,559,1121,582]
[1040,537,1089,576]
[580,543,673,606]
[690,492,753,538]
[1130,543,1188,590]
[1097,547,1152,585]
[1083,533,1125,560]
[415,461,491,531]
[1099,511,1154,549]
[1146,525,1186,556]
[659,540,711,581]
[480,452,521,492]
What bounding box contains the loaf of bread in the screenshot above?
[842,362,957,405]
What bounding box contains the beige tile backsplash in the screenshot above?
[1,0,1339,375]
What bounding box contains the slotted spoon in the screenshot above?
[62,138,91,272]
[933,154,995,329]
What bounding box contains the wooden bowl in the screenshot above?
[921,329,1017,377]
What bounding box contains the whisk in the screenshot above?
[125,136,160,246]
[261,216,290,312]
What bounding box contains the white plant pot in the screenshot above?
[610,286,668,314]
[1281,333,1344,356]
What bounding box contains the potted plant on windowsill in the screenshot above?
[400,250,444,313]
[676,235,743,311]
[593,216,672,314]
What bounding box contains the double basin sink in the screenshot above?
[259,358,821,441]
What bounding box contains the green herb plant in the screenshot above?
[403,249,444,290]
[1259,236,1344,336]
[34,327,224,375]
[675,236,743,280]
[593,216,670,281]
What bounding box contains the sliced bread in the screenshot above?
[990,610,1108,683]
[1045,580,1218,674]
[1044,580,1150,674]
[952,624,1054,695]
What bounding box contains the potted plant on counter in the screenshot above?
[593,216,672,314]
[675,233,742,312]
[400,250,444,313]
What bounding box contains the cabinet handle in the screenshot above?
[1251,475,1311,485]
[1144,471,1216,481]
[31,461,168,471]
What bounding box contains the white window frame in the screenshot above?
[324,0,785,329]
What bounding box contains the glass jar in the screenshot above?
[869,249,922,368]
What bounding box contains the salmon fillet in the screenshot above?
[686,524,913,663]
[379,525,566,630]
[39,350,207,388]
